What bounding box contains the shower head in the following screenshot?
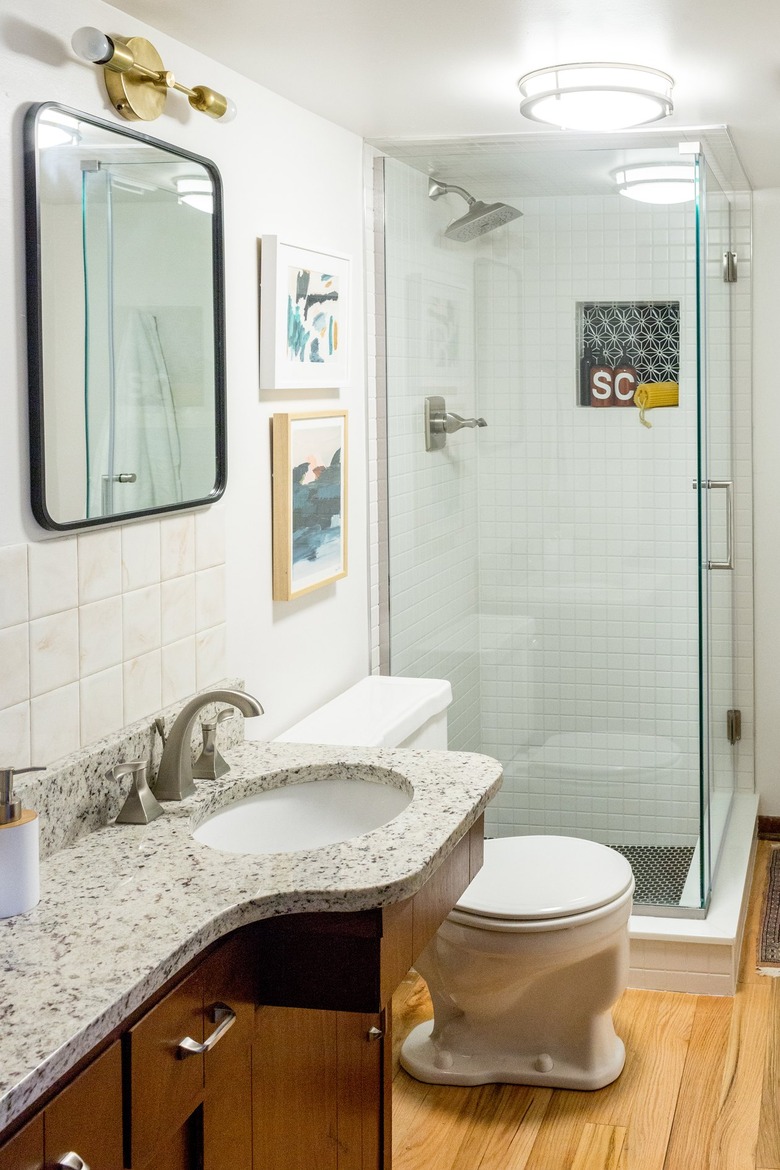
[428,178,522,241]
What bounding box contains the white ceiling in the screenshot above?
[110,0,780,189]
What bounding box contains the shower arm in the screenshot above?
[428,179,476,207]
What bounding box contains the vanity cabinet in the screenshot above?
[253,1006,387,1170]
[0,1042,122,1170]
[0,816,484,1170]
[127,932,254,1170]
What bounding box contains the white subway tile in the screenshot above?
[160,514,196,580]
[121,521,161,591]
[162,637,197,707]
[80,666,124,745]
[28,538,78,619]
[79,596,123,676]
[29,610,79,698]
[195,506,226,570]
[30,683,80,766]
[196,566,226,630]
[161,575,197,646]
[123,650,162,726]
[77,528,122,604]
[0,701,31,766]
[0,545,28,630]
[0,625,29,710]
[123,585,161,660]
[196,625,226,689]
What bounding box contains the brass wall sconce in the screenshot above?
[71,27,237,123]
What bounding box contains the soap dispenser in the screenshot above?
[0,766,43,918]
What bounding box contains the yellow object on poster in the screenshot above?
[634,381,679,428]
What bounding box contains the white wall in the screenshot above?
[752,190,780,813]
[0,0,369,764]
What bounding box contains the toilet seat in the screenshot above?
[449,836,634,933]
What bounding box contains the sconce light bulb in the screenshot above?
[71,26,114,65]
[220,98,238,123]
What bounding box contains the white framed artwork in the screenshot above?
[259,238,350,390]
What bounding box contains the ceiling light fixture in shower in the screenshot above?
[517,63,674,131]
[613,162,695,204]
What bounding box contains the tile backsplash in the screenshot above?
[0,508,226,769]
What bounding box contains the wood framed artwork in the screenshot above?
[259,238,350,390]
[272,410,348,600]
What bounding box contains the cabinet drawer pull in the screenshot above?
[367,1026,383,1041]
[177,1002,236,1058]
[50,1154,90,1170]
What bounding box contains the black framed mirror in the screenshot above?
[24,102,226,530]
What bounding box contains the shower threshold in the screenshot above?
[626,792,757,994]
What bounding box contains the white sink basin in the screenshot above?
[192,772,412,855]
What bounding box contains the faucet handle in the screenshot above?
[192,709,233,781]
[112,759,164,826]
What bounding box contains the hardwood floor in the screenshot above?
[391,839,778,1170]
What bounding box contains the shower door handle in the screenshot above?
[425,395,487,451]
[694,479,734,570]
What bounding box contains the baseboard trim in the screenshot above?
[758,816,780,840]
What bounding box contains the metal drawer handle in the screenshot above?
[50,1155,90,1170]
[367,1026,383,1041]
[177,1002,236,1058]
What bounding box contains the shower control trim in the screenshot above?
[425,395,487,451]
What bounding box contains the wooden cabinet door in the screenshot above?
[0,1114,43,1170]
[335,1011,386,1170]
[127,965,205,1168]
[202,933,254,1170]
[45,1042,123,1170]
[253,1005,387,1170]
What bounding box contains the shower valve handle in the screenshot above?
[424,395,487,451]
[441,411,487,433]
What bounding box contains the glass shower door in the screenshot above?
[691,153,737,910]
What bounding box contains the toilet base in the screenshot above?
[400,1019,626,1091]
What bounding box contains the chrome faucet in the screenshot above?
[154,688,264,801]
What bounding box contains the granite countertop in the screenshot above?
[0,739,502,1133]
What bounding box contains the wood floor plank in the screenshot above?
[571,1123,626,1170]
[521,987,692,1170]
[662,994,733,1170]
[392,1082,500,1170]
[758,979,780,1168]
[709,980,772,1170]
[474,1086,553,1170]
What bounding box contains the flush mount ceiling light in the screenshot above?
[613,161,695,204]
[37,110,81,149]
[176,175,214,213]
[71,26,236,123]
[517,63,674,131]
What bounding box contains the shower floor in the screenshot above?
[613,844,695,905]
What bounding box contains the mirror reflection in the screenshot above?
[25,103,226,530]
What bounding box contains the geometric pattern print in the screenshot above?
[581,301,680,382]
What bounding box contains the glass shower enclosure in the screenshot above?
[379,136,742,914]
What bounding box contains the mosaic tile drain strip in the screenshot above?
[759,848,780,964]
[613,844,695,905]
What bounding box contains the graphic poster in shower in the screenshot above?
[259,238,350,390]
[272,410,348,600]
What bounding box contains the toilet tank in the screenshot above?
[274,676,452,749]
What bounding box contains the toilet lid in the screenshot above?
[456,836,634,921]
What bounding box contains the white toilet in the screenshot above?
[276,677,634,1092]
[400,835,634,1090]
